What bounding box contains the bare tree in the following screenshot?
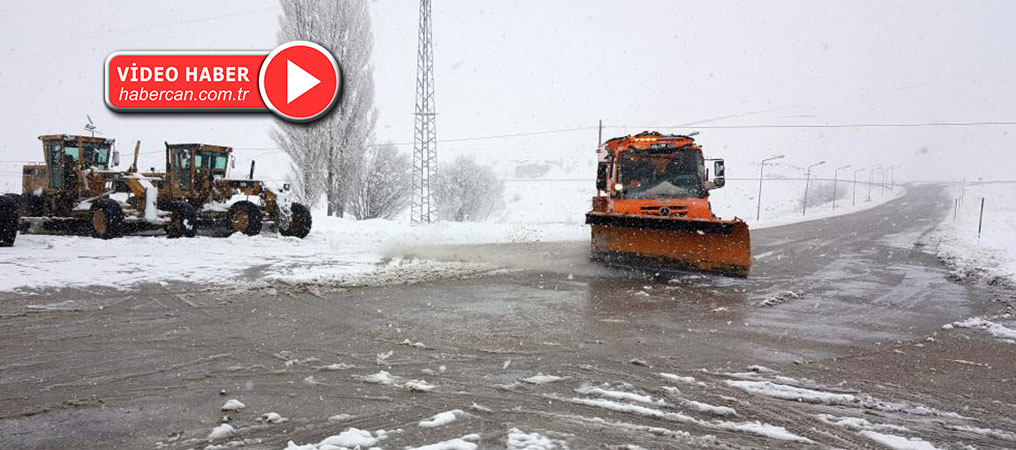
[433,156,505,222]
[273,0,377,216]
[348,142,411,220]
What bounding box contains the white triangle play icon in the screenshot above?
[286,60,320,104]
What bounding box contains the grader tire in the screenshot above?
[0,194,18,247]
[279,202,312,239]
[89,198,124,240]
[228,201,263,236]
[166,201,197,239]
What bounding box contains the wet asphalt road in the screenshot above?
[1,184,1014,449]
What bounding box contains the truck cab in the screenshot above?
[594,131,725,219]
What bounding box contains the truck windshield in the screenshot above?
[618,150,705,199]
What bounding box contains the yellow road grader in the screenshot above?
[0,134,311,246]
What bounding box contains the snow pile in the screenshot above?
[207,424,235,440]
[406,434,480,450]
[944,316,1016,343]
[930,182,1016,284]
[283,428,387,450]
[816,414,909,432]
[574,384,664,406]
[520,373,567,385]
[724,371,968,420]
[507,428,570,450]
[724,380,857,405]
[418,409,467,428]
[680,399,736,417]
[221,399,246,411]
[858,430,941,450]
[942,424,1016,441]
[258,412,288,424]
[550,394,810,443]
[356,371,436,392]
[658,372,707,387]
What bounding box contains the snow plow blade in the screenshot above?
[586,212,751,278]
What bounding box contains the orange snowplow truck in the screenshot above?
[585,131,751,277]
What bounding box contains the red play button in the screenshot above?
[258,41,341,122]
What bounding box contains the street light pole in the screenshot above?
[867,165,880,202]
[883,165,898,193]
[802,160,826,216]
[853,168,865,207]
[832,165,851,210]
[756,155,784,221]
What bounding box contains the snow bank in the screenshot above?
[551,394,810,443]
[0,215,581,293]
[930,182,1016,284]
[944,316,1016,343]
[724,380,857,405]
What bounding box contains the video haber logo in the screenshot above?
[104,41,341,122]
[259,41,341,122]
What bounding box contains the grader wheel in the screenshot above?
[166,201,197,239]
[279,202,312,239]
[228,201,263,236]
[0,194,19,247]
[89,198,123,240]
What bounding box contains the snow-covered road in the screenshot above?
[2,184,1014,450]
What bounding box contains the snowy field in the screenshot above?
[0,176,902,294]
[929,182,1016,284]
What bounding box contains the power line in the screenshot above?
[128,125,599,156]
[607,121,1016,130]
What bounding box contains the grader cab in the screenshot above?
[22,135,119,217]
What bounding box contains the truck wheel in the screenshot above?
[228,201,262,236]
[0,194,18,247]
[166,201,197,238]
[89,198,123,239]
[279,202,312,238]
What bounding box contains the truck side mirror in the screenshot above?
[112,150,120,167]
[595,162,609,191]
[712,160,725,188]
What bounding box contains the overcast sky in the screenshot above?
[2,0,1015,186]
